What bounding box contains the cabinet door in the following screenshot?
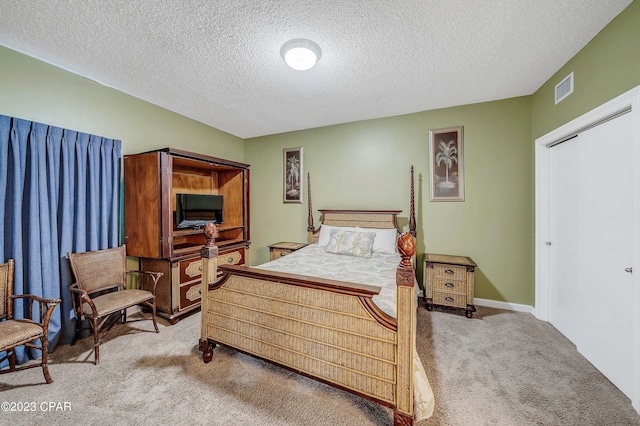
[159,152,172,259]
[124,152,163,258]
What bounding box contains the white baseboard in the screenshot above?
[474,298,535,315]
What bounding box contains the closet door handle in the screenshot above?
[625,267,633,274]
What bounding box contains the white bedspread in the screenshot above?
[256,243,435,420]
[258,243,400,317]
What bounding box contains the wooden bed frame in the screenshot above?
[199,170,419,425]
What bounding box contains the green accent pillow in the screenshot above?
[325,228,376,258]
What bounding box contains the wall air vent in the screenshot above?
[555,72,574,104]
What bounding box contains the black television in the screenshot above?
[175,193,224,229]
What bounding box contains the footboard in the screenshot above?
[204,268,398,401]
[198,224,417,425]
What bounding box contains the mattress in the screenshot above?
[257,243,401,318]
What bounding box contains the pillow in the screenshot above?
[357,227,398,254]
[317,224,358,246]
[325,228,376,258]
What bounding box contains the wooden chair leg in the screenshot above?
[41,336,53,384]
[8,350,16,371]
[93,318,100,365]
[152,303,159,333]
[72,314,83,346]
[41,365,53,384]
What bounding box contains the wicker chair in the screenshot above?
[68,245,162,365]
[0,259,61,383]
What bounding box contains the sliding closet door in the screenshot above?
[548,112,634,399]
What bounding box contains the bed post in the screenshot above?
[409,165,416,238]
[198,222,219,363]
[307,172,315,244]
[393,165,416,426]
[394,232,416,426]
[396,165,418,425]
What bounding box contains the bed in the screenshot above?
[198,171,434,425]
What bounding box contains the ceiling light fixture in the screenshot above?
[280,39,322,71]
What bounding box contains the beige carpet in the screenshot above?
[1,304,639,425]
[420,305,640,426]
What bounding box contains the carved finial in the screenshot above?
[204,222,217,247]
[397,232,415,268]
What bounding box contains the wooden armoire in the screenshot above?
[123,148,250,323]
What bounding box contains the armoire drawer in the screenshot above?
[179,280,202,311]
[216,246,246,279]
[219,246,245,266]
[179,257,202,284]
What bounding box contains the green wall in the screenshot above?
[246,0,639,307]
[246,97,534,305]
[532,1,640,139]
[0,45,244,159]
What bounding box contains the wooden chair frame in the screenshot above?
[0,259,61,383]
[68,245,163,365]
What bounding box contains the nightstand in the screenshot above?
[423,253,477,318]
[269,242,308,261]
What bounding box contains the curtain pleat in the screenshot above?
[0,115,121,366]
[57,129,77,345]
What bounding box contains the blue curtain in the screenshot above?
[0,115,121,365]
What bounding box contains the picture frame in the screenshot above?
[429,126,464,201]
[283,147,303,203]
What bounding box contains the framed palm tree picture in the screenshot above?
[429,126,464,201]
[283,147,303,203]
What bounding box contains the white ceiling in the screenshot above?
[0,1,632,139]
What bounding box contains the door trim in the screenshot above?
[535,85,640,413]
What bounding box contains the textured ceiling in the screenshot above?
[0,0,632,138]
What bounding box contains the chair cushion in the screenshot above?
[82,289,154,318]
[0,319,44,348]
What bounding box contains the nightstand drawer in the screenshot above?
[432,291,466,308]
[269,242,307,261]
[433,263,467,280]
[271,248,290,260]
[433,277,466,293]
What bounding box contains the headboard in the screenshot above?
[308,210,400,244]
[306,167,416,244]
